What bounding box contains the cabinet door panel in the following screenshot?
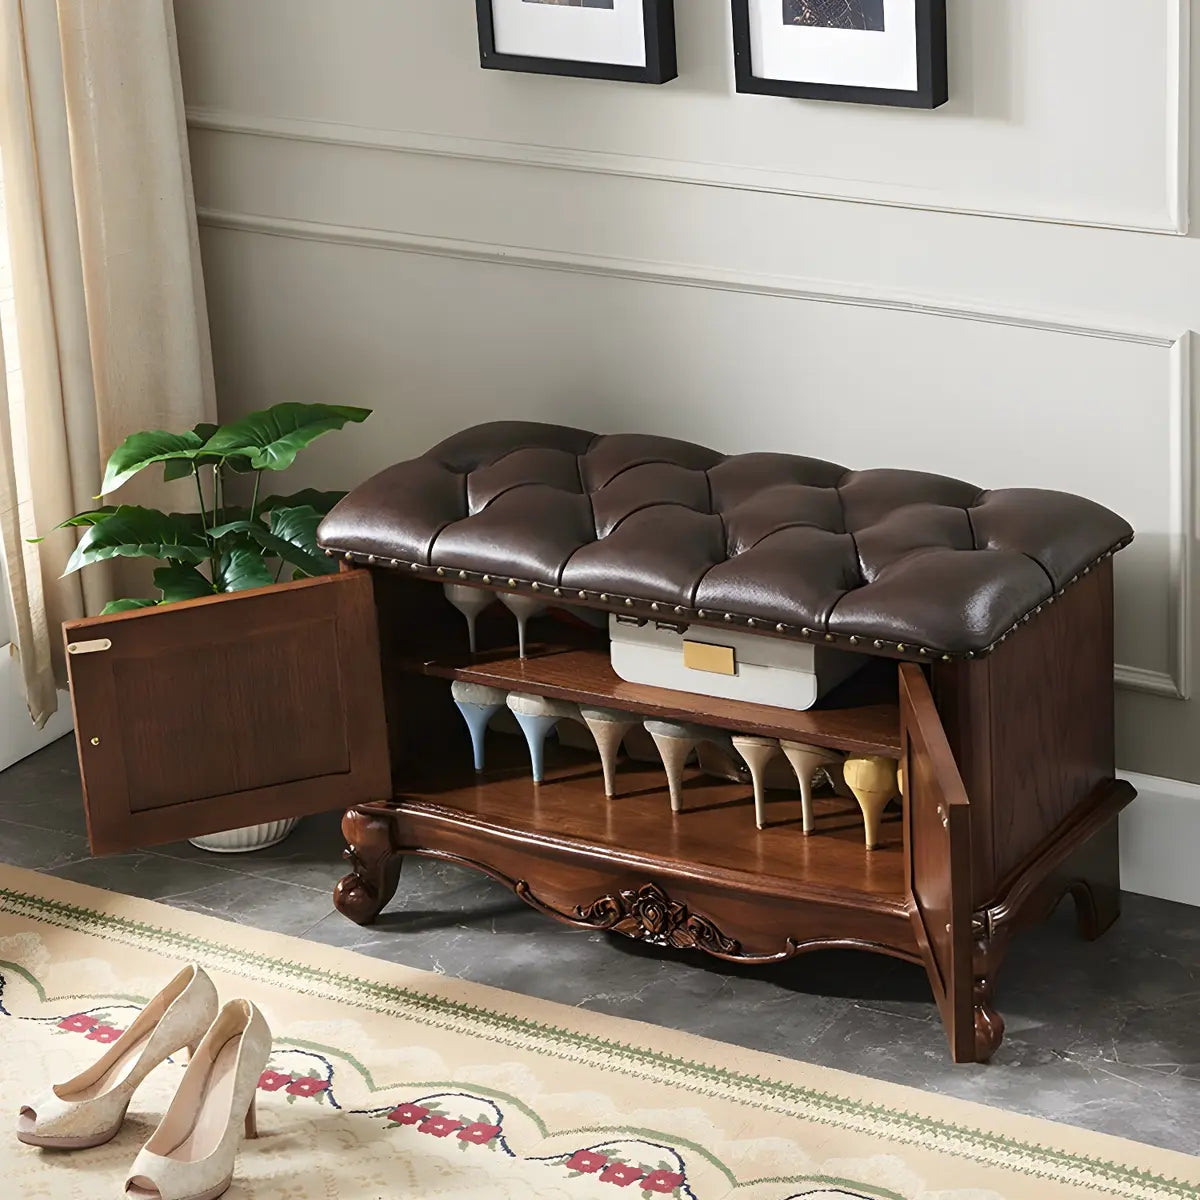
[899,663,974,1061]
[65,570,389,854]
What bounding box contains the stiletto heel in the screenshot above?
[443,583,494,654]
[498,593,546,659]
[185,1037,203,1064]
[843,755,900,850]
[17,965,217,1150]
[507,693,580,782]
[645,721,734,814]
[579,706,638,797]
[730,735,781,829]
[451,681,508,772]
[124,1000,272,1200]
[779,741,845,835]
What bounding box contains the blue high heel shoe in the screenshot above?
[451,681,509,771]
[506,692,581,782]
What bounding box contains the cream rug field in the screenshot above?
[0,865,1195,1200]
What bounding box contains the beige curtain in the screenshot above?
[0,0,216,726]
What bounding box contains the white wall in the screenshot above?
[175,0,1199,785]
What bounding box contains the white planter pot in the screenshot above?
[189,818,299,854]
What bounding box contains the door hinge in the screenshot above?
[66,638,112,655]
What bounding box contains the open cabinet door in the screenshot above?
[64,570,390,855]
[899,663,975,1062]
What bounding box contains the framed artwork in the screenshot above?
[476,0,677,85]
[731,0,947,109]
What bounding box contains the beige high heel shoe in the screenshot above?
[123,999,272,1200]
[17,965,218,1150]
[779,740,845,835]
[579,706,639,797]
[644,720,735,813]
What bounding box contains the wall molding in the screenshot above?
[186,34,1191,240]
[194,204,1192,696]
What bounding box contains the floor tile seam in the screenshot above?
[143,848,337,895]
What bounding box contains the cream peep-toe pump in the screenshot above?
[17,964,218,1150]
[123,999,271,1200]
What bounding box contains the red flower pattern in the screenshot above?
[57,1014,99,1033]
[418,1115,464,1138]
[599,1163,645,1187]
[387,1103,429,1125]
[566,1150,609,1174]
[457,1122,501,1145]
[285,1076,328,1098]
[84,1025,123,1043]
[643,1169,686,1192]
[257,1070,293,1092]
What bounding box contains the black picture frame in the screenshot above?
[731,0,947,109]
[476,0,677,85]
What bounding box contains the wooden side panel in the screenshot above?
[932,562,1115,896]
[66,571,390,854]
[900,663,975,1062]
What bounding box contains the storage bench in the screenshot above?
[60,420,1135,1064]
[317,421,1135,1062]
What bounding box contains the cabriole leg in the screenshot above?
[334,807,404,925]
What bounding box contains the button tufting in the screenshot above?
[317,420,1134,659]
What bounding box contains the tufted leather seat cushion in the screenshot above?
[318,421,1133,659]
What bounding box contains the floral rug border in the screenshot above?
[0,885,1194,1200]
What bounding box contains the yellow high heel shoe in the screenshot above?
[17,965,218,1150]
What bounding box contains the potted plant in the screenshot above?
[40,401,370,851]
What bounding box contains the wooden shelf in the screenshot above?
[414,643,901,758]
[394,737,906,910]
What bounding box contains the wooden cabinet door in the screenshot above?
[64,570,390,855]
[899,663,975,1062]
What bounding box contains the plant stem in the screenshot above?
[193,464,217,581]
[249,470,261,524]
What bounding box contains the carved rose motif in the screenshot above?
[575,884,740,956]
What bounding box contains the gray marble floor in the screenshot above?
[1,736,1198,1155]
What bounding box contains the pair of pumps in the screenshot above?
[451,681,901,848]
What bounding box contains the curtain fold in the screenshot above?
[0,0,216,726]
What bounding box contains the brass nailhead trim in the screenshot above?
[508,578,517,588]
[625,598,634,607]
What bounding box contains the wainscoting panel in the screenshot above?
[175,0,1189,234]
[193,209,1187,700]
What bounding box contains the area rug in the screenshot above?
[0,866,1195,1200]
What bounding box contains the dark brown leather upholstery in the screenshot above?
[318,421,1132,658]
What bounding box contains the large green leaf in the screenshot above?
[201,404,370,472]
[63,507,209,576]
[100,598,157,615]
[207,506,333,576]
[162,423,218,482]
[214,547,274,593]
[28,507,119,543]
[101,430,207,494]
[257,489,346,516]
[265,505,337,576]
[153,563,216,605]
